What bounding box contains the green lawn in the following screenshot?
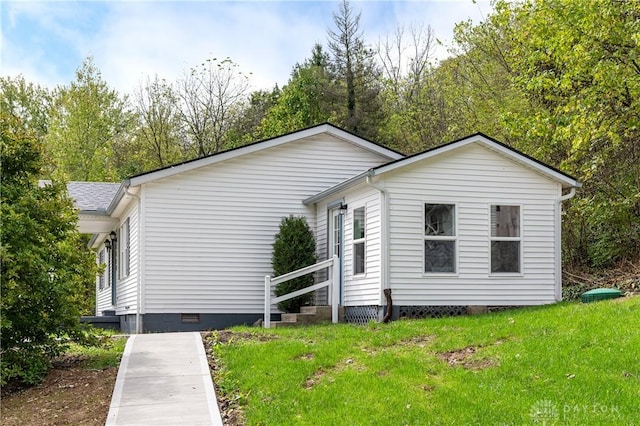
[209,297,639,425]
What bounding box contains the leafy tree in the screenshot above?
[272,216,317,313]
[258,44,334,138]
[1,112,98,386]
[226,86,281,144]
[377,24,452,153]
[133,75,185,170]
[495,0,640,266]
[0,75,52,141]
[327,0,383,139]
[46,57,134,181]
[177,57,250,158]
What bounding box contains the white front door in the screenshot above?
[329,207,344,303]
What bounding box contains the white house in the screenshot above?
[72,124,580,332]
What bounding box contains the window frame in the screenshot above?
[423,202,458,275]
[489,204,523,276]
[352,206,366,276]
[118,218,131,279]
[98,248,106,290]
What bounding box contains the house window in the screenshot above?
[353,207,365,275]
[490,205,521,273]
[424,204,456,273]
[118,218,130,279]
[98,249,106,290]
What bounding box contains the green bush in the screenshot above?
[272,215,317,313]
[0,113,98,386]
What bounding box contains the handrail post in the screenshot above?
[264,275,271,328]
[332,255,339,323]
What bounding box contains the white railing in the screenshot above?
[264,255,339,328]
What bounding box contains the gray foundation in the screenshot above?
[141,313,281,332]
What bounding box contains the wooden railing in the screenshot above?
[264,256,339,328]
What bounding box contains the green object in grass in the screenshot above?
[580,288,622,303]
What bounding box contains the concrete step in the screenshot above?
[271,306,345,328]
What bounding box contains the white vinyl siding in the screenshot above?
[316,186,382,306]
[384,143,561,306]
[114,203,139,315]
[142,135,391,314]
[96,245,112,314]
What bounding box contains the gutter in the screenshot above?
[554,187,577,301]
[365,171,390,305]
[106,180,131,216]
[124,186,143,334]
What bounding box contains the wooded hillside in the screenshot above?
[2,0,638,269]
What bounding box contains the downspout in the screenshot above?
[125,186,143,334]
[554,187,576,301]
[366,173,391,319]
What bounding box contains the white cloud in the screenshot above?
[1,1,493,95]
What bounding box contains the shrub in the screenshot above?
[272,215,317,313]
[1,113,98,385]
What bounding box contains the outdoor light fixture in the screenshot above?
[339,203,348,213]
[104,239,111,250]
[110,230,117,241]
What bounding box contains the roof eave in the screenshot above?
[303,170,371,205]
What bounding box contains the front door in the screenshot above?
[329,207,344,303]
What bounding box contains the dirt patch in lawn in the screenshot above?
[203,331,250,426]
[1,356,118,426]
[438,345,496,371]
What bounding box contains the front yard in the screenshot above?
[206,296,639,425]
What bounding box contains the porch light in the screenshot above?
[110,230,117,241]
[104,239,111,250]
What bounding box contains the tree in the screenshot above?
[226,86,281,144]
[272,216,317,313]
[133,75,185,170]
[177,57,250,158]
[46,57,134,181]
[258,44,335,138]
[494,0,640,266]
[377,24,451,153]
[327,0,383,139]
[0,75,51,142]
[1,112,98,386]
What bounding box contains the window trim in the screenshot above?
[118,218,131,279]
[352,206,366,276]
[488,204,523,276]
[423,202,458,275]
[98,248,106,290]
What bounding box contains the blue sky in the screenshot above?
[1,1,492,95]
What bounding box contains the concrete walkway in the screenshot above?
[106,332,223,426]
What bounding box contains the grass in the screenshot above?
[209,297,640,425]
[63,334,127,369]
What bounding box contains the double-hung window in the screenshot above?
[353,207,366,275]
[118,218,130,279]
[424,203,456,273]
[490,205,521,273]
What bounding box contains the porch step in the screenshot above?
[271,306,344,328]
